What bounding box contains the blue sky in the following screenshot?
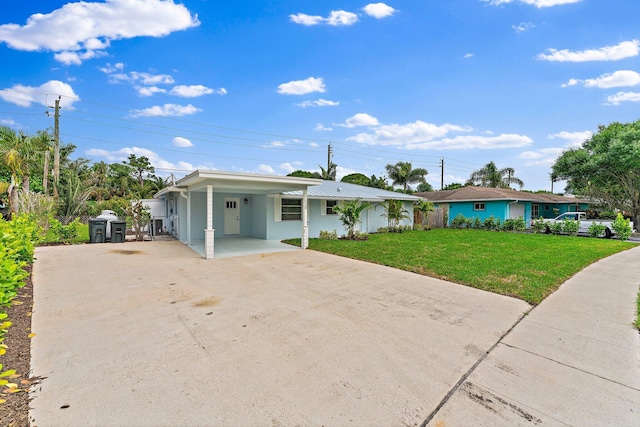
[1,0,639,192]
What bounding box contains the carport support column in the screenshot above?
[205,184,215,259]
[302,188,309,249]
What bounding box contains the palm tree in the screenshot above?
[0,126,38,214]
[414,199,434,226]
[466,161,524,189]
[332,199,370,239]
[319,162,337,181]
[381,199,410,228]
[385,161,428,193]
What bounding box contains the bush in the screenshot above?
[483,215,500,231]
[532,217,547,234]
[471,217,482,229]
[588,222,607,238]
[50,217,82,244]
[377,227,389,233]
[550,221,564,235]
[562,218,579,236]
[502,217,526,232]
[451,214,467,229]
[612,213,632,241]
[413,224,431,231]
[319,230,338,240]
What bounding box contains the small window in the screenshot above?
[226,200,237,209]
[544,205,549,211]
[531,204,539,217]
[474,202,485,211]
[326,200,338,215]
[281,198,302,221]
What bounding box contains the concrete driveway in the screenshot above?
[30,240,530,426]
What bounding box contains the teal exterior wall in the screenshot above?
[537,202,589,218]
[444,200,533,227]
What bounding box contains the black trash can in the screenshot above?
[88,218,107,244]
[110,220,127,243]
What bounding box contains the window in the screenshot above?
[544,205,549,211]
[531,204,539,218]
[281,198,302,221]
[226,200,237,209]
[474,202,485,211]
[326,200,337,215]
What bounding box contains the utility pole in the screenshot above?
[440,158,444,190]
[327,143,333,170]
[53,96,61,198]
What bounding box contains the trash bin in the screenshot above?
[88,218,107,244]
[110,220,127,243]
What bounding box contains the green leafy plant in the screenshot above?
[319,230,338,240]
[49,217,81,244]
[550,221,564,235]
[483,215,501,231]
[532,217,547,234]
[612,213,632,241]
[450,213,467,229]
[562,218,579,236]
[333,199,370,240]
[588,222,607,238]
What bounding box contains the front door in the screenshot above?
[224,198,240,235]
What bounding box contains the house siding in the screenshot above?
[446,200,532,227]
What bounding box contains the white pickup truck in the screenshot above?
[543,212,631,238]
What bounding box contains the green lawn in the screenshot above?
[285,229,635,305]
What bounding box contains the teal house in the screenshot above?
[416,186,590,227]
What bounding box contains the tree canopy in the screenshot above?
[466,161,524,189]
[552,119,640,226]
[385,161,428,193]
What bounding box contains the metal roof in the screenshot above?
[283,180,422,201]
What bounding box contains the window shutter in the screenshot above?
[321,199,327,216]
[274,196,282,222]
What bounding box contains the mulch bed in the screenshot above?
[1,267,38,427]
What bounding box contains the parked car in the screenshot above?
[543,212,632,238]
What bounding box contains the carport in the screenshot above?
[155,170,321,259]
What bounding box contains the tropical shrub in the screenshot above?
[562,218,579,236]
[49,217,82,244]
[588,222,607,238]
[483,215,501,231]
[333,199,370,240]
[319,230,338,240]
[471,217,482,229]
[550,221,564,235]
[502,217,526,232]
[531,217,547,234]
[612,213,632,241]
[450,214,467,229]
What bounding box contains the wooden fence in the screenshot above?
[414,207,446,228]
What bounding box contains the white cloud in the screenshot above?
[257,164,275,175]
[137,86,166,97]
[130,103,201,117]
[347,119,471,143]
[277,77,326,95]
[606,91,640,105]
[0,0,200,65]
[315,123,333,131]
[512,22,535,32]
[363,3,396,19]
[170,85,227,97]
[1,119,17,126]
[338,113,381,128]
[101,65,175,85]
[484,0,582,7]
[518,131,592,166]
[464,53,474,59]
[297,99,340,108]
[290,10,358,26]
[563,70,640,89]
[405,134,532,150]
[548,130,592,146]
[0,80,79,108]
[85,146,195,175]
[537,40,639,62]
[279,162,301,174]
[172,136,193,147]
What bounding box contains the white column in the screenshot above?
[205,184,215,259]
[302,188,309,249]
[186,189,191,246]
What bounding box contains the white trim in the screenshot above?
[274,195,282,222]
[321,199,327,216]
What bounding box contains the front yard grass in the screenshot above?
[285,229,635,305]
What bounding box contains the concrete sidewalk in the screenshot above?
[427,246,640,426]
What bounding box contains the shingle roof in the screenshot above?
[283,180,421,201]
[415,186,590,204]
